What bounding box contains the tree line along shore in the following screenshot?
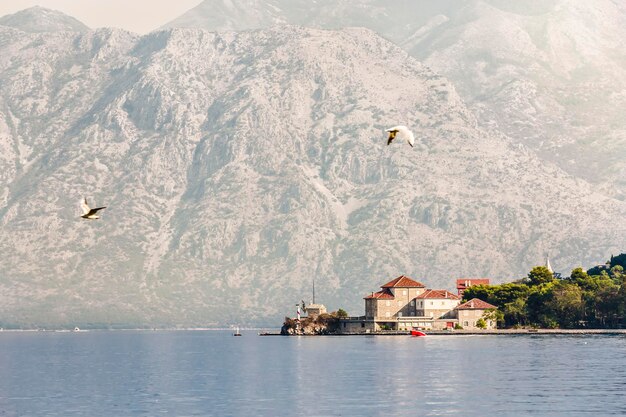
[464,253,625,329]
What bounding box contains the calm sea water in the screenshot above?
[0,331,624,416]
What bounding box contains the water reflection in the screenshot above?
[0,332,625,416]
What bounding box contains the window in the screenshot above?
[398,312,403,317]
[386,301,390,307]
[410,300,415,306]
[441,301,445,305]
[430,301,434,305]
[463,321,469,327]
[402,290,407,296]
[361,322,365,328]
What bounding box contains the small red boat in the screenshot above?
[411,328,427,337]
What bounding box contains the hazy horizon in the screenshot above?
[0,0,203,34]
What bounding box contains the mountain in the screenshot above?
[403,0,626,199]
[0,19,624,327]
[0,6,90,33]
[165,0,626,199]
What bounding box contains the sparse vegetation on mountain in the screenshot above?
[0,5,624,327]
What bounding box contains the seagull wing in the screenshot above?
[403,127,415,147]
[390,126,415,148]
[81,198,91,215]
[88,206,107,216]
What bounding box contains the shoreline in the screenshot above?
[2,328,624,335]
[260,329,626,336]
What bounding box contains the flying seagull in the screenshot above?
[386,125,414,147]
[80,197,106,220]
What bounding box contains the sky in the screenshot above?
[0,0,204,34]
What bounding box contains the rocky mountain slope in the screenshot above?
[0,9,624,327]
[165,0,626,199]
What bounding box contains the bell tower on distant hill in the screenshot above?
[545,254,561,279]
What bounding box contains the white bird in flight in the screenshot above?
[80,197,106,220]
[386,126,415,147]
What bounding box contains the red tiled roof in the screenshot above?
[456,279,490,290]
[381,275,425,288]
[415,289,460,300]
[456,298,497,310]
[364,289,394,300]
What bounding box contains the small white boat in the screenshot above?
[233,326,242,336]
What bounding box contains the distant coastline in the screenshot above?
[261,328,626,336]
[0,327,277,333]
[1,328,624,336]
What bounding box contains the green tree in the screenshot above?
[610,265,624,280]
[482,308,503,328]
[572,269,618,326]
[492,283,531,305]
[336,309,348,318]
[528,266,555,286]
[569,267,589,285]
[476,318,487,329]
[501,298,528,327]
[463,282,529,306]
[609,253,626,269]
[546,281,584,328]
[463,283,530,327]
[527,281,558,327]
[594,283,621,327]
[461,284,493,303]
[618,276,626,328]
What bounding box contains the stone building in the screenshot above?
[415,289,460,319]
[304,304,327,318]
[339,275,498,333]
[456,278,490,297]
[364,275,426,320]
[455,298,498,329]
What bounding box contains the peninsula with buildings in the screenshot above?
[281,253,626,335]
[282,275,497,335]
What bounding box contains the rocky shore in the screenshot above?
[280,314,341,335]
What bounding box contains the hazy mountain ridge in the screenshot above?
[165,0,626,198]
[0,6,90,33]
[405,0,626,197]
[0,11,624,327]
